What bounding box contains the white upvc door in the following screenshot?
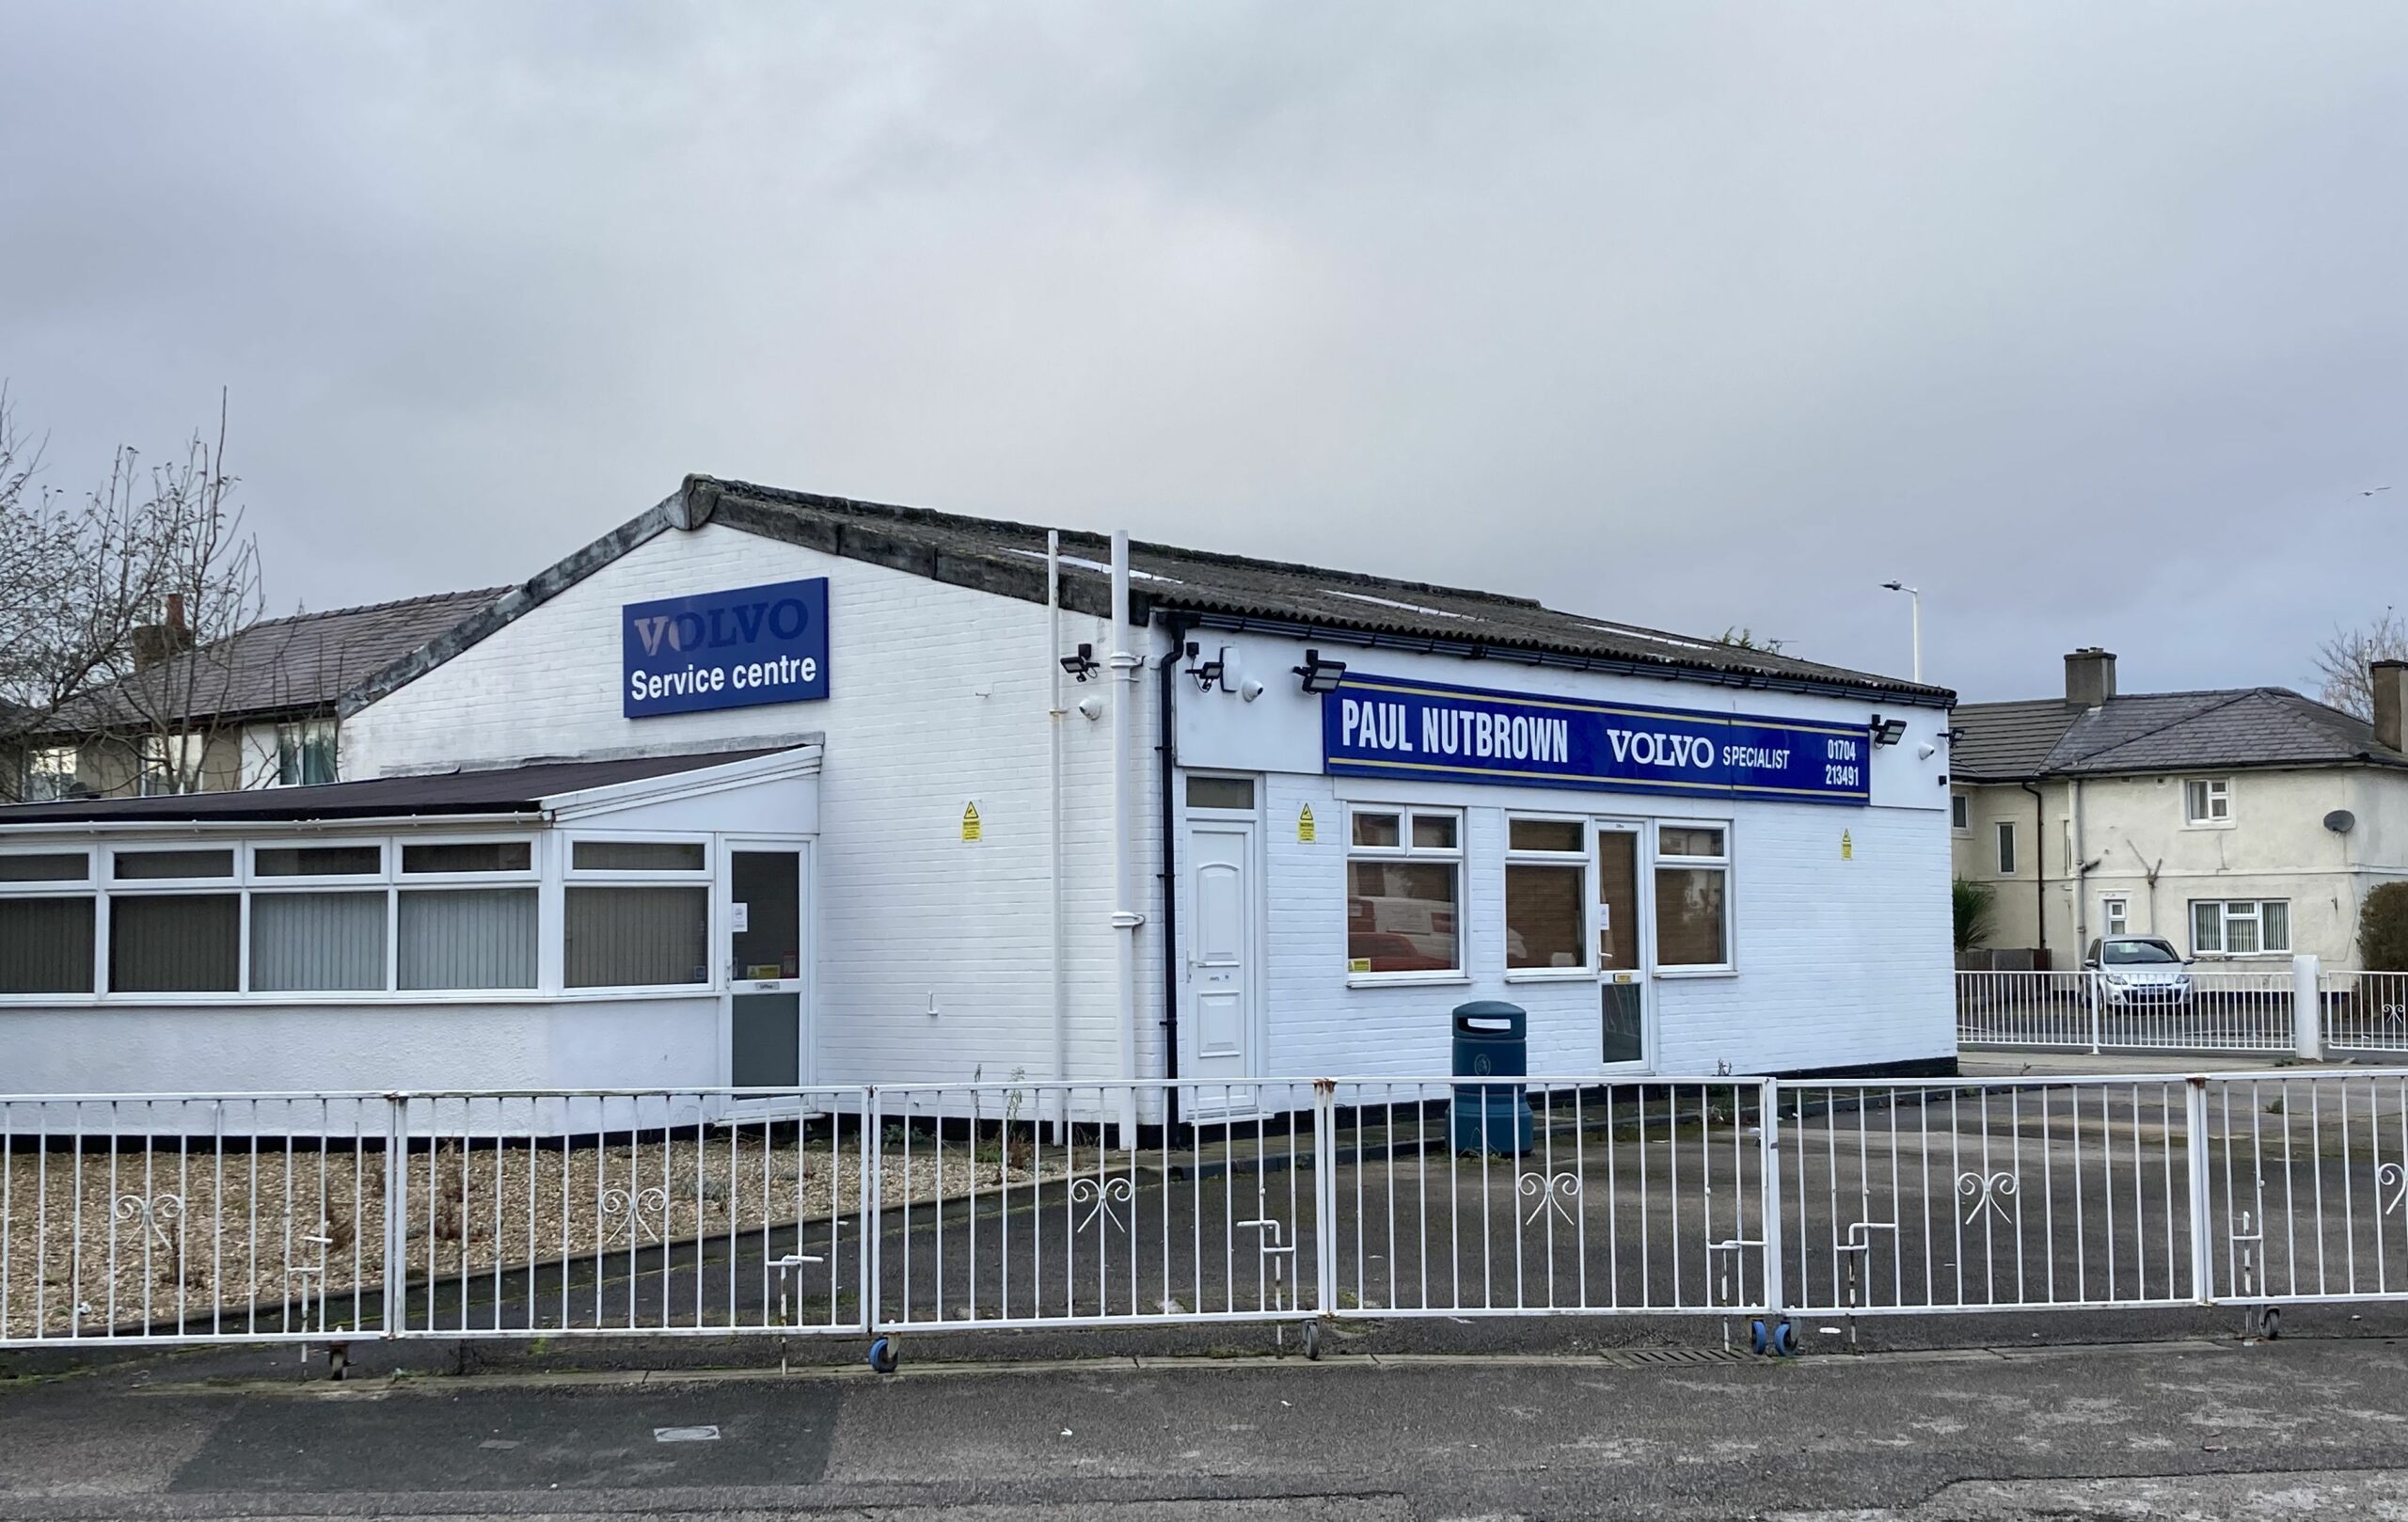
[1596,819,1653,1072]
[1184,811,1261,1102]
[721,838,813,1101]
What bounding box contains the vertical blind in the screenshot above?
[250,892,387,991]
[110,895,240,993]
[564,886,709,988]
[398,888,538,991]
[0,898,95,993]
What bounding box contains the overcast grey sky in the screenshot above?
[3,3,2401,702]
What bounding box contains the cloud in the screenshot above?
[3,1,2402,699]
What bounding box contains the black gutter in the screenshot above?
[1173,610,1954,709]
[1155,612,1185,1135]
[2020,780,2048,962]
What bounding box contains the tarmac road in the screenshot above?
[5,1332,2408,1520]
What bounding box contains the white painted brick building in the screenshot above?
[0,475,1958,1109]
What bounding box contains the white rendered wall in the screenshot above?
[1173,633,1954,1078]
[344,521,1166,1098]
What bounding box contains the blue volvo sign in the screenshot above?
[622,578,830,718]
[1323,672,1870,805]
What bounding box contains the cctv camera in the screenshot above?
[1916,742,1937,760]
[1076,696,1104,721]
[1239,677,1265,702]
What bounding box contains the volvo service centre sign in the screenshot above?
[623,578,831,718]
[1323,671,1870,804]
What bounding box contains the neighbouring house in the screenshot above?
[8,588,506,801]
[1950,647,2408,971]
[0,474,1956,1109]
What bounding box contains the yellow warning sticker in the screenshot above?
[1347,957,1373,974]
[1298,804,1317,843]
[961,801,983,842]
[1840,829,1854,861]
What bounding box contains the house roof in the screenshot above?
[0,746,791,826]
[52,587,510,735]
[343,476,1954,715]
[1953,688,2408,782]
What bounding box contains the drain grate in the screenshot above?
[1602,1346,1746,1367]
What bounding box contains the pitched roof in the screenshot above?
[0,745,793,826]
[54,588,508,733]
[1954,687,2407,782]
[344,476,1953,714]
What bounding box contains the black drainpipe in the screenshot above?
[1156,612,1186,1135]
[2019,780,2048,965]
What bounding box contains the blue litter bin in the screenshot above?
[1450,1000,1533,1154]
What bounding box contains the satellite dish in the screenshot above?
[2324,809,2356,834]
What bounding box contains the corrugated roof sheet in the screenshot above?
[701,479,1953,706]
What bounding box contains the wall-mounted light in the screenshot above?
[1293,648,1348,694]
[1186,642,1229,693]
[1870,715,1909,747]
[1059,643,1099,682]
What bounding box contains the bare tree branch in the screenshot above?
[2313,610,2408,721]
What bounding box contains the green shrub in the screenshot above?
[1953,877,1997,954]
[2359,881,2408,971]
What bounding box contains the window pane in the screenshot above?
[0,897,95,993]
[1346,861,1458,973]
[1185,777,1255,810]
[114,848,234,880]
[1410,814,1459,850]
[402,841,532,874]
[109,895,239,992]
[1996,824,2017,875]
[1951,795,1969,830]
[398,888,537,990]
[1351,812,1402,848]
[1659,826,1726,860]
[2192,901,2222,953]
[1509,818,1583,852]
[2185,781,2205,819]
[1597,830,1641,972]
[2226,908,2260,956]
[570,840,706,872]
[1656,866,1727,967]
[1506,864,1584,970]
[254,845,383,878]
[731,851,802,978]
[251,892,386,991]
[566,886,708,987]
[2263,900,2289,951]
[0,852,87,882]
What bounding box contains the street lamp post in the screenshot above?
[1880,580,1922,683]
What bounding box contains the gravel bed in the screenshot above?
[2,1131,1101,1340]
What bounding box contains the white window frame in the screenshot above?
[2101,896,2129,939]
[1503,814,1592,981]
[561,832,715,993]
[2190,897,2289,959]
[1950,793,1970,834]
[1995,820,2019,877]
[274,718,341,787]
[23,746,78,803]
[1653,818,1735,976]
[0,846,101,998]
[2184,777,2233,828]
[1344,803,1465,985]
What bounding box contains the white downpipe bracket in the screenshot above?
[1109,530,1142,1149]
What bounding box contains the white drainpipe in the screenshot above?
[1108,530,1144,1148]
[1047,531,1069,1127]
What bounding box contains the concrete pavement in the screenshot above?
[7,1333,2408,1519]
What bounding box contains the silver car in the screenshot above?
[2085,935,2194,1007]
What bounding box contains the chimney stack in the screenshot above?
[131,594,198,673]
[2064,647,2117,708]
[2373,660,2408,754]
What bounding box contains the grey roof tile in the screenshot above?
[1955,687,2406,780]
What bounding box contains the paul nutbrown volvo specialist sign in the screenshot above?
[1323,671,1871,805]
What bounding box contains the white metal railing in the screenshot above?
[2321,971,2408,1054]
[9,1070,2408,1352]
[1957,964,2309,1054]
